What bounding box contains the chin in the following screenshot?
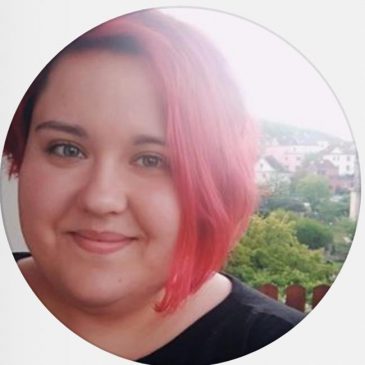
[58,272,163,312]
[62,282,127,310]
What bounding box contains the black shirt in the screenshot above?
[137,276,304,365]
[14,252,305,365]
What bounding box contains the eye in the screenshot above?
[46,142,86,159]
[134,154,168,169]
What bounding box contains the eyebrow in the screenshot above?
[34,120,165,146]
[133,135,165,146]
[34,120,88,138]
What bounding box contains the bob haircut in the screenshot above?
[3,9,259,312]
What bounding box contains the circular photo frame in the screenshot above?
[0,6,360,365]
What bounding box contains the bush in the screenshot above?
[295,218,333,249]
[225,211,337,294]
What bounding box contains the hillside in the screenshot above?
[259,120,342,145]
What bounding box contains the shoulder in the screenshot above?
[141,274,305,365]
[218,274,305,354]
[227,274,304,323]
[178,274,305,364]
[13,252,32,262]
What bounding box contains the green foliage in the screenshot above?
[225,211,337,294]
[266,176,291,196]
[260,197,307,215]
[329,217,357,261]
[316,196,349,224]
[335,217,357,240]
[295,218,333,249]
[294,175,331,211]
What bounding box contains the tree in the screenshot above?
[330,217,357,261]
[294,175,331,212]
[295,218,333,250]
[259,196,307,215]
[225,211,337,294]
[316,196,350,224]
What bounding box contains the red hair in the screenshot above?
[4,9,259,312]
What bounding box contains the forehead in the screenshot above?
[32,50,164,136]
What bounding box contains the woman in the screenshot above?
[4,9,304,365]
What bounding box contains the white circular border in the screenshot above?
[0,1,364,364]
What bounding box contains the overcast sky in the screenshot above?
[163,8,353,141]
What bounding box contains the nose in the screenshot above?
[76,161,129,216]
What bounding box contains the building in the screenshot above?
[321,145,357,176]
[255,156,291,194]
[263,141,328,173]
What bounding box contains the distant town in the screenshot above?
[255,120,360,220]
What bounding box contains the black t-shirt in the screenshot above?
[137,276,304,365]
[14,252,305,365]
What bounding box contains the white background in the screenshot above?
[0,1,364,364]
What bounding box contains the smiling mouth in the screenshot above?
[70,230,135,255]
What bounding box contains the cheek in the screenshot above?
[135,182,181,246]
[18,157,78,240]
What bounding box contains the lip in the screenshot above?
[70,230,135,255]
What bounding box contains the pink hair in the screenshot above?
[4,9,259,312]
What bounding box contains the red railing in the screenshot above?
[258,283,330,312]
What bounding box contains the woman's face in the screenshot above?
[18,50,180,309]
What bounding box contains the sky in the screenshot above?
[163,8,354,141]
